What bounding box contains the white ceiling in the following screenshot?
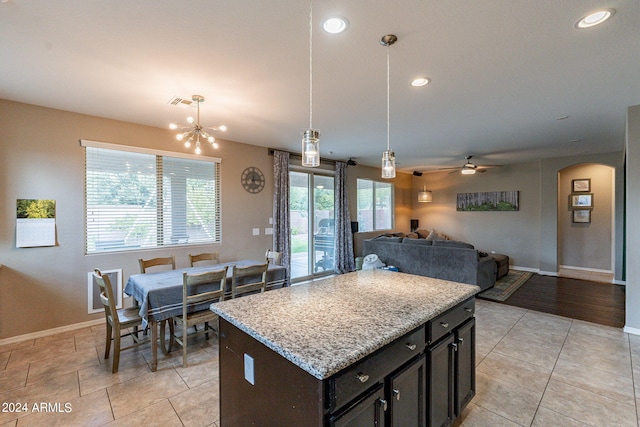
[1,0,639,172]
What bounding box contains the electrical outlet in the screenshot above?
[253,228,260,236]
[265,227,273,235]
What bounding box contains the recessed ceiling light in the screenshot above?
[575,9,615,29]
[323,17,348,34]
[410,77,431,87]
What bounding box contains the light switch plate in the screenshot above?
[253,228,260,236]
[269,217,273,224]
[244,353,255,385]
[265,227,273,235]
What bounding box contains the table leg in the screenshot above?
[151,319,158,372]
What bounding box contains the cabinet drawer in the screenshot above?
[428,298,474,345]
[330,326,425,412]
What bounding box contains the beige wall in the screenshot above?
[626,105,640,331]
[412,153,624,276]
[0,99,414,340]
[0,100,276,339]
[558,164,614,271]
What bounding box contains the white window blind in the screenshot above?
[83,141,221,253]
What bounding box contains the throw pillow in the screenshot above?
[426,228,449,241]
[404,232,419,239]
[415,229,430,239]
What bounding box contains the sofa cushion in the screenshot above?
[426,229,449,241]
[432,240,475,249]
[402,238,433,245]
[372,235,403,243]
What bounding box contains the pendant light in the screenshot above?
[418,186,433,202]
[302,0,320,167]
[380,34,397,179]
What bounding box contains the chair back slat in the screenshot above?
[139,255,176,273]
[94,269,118,327]
[188,252,220,267]
[183,267,228,317]
[265,249,282,265]
[231,263,268,298]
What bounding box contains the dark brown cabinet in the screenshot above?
[387,354,426,426]
[329,384,386,427]
[218,297,475,427]
[427,317,475,427]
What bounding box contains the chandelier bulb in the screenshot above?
[212,141,219,149]
[176,133,184,141]
[219,125,227,132]
[169,123,178,130]
[195,146,201,155]
[184,141,191,148]
[207,136,215,143]
[187,116,195,124]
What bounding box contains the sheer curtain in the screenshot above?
[272,150,291,284]
[334,161,355,273]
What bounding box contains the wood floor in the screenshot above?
[499,273,626,328]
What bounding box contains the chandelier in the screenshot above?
[301,0,320,167]
[169,95,226,155]
[380,34,397,179]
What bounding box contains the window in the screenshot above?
[83,140,221,253]
[356,179,394,232]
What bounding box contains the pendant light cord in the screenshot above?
[386,42,390,151]
[309,0,313,130]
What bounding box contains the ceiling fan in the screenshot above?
[439,155,502,175]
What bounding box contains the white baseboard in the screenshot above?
[0,318,104,347]
[559,264,614,274]
[537,270,559,277]
[624,326,640,336]
[511,265,541,274]
[614,279,626,286]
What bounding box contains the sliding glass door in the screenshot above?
[290,171,335,281]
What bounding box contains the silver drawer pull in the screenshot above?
[355,372,369,383]
[440,322,449,328]
[464,307,473,313]
[379,398,388,412]
[393,388,401,400]
[405,343,417,351]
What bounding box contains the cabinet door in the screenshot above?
[427,335,455,427]
[455,318,475,415]
[388,355,426,427]
[330,383,387,427]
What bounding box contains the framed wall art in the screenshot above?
[572,178,591,192]
[573,209,591,223]
[570,193,593,209]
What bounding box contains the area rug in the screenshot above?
[478,270,534,302]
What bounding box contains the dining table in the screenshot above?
[124,259,287,371]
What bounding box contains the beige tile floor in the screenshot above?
[1,300,638,426]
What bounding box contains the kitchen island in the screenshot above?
[211,269,479,426]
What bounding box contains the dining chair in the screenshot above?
[138,255,176,354]
[138,255,176,273]
[174,266,228,367]
[231,262,269,299]
[188,252,220,267]
[265,249,282,265]
[94,268,150,373]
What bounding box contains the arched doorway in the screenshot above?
[557,163,615,282]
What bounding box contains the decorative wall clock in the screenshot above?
[241,167,265,193]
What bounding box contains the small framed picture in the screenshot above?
[573,209,591,223]
[570,193,593,209]
[572,178,590,192]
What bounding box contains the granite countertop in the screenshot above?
[211,269,479,380]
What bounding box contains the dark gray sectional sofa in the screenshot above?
[362,236,496,291]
